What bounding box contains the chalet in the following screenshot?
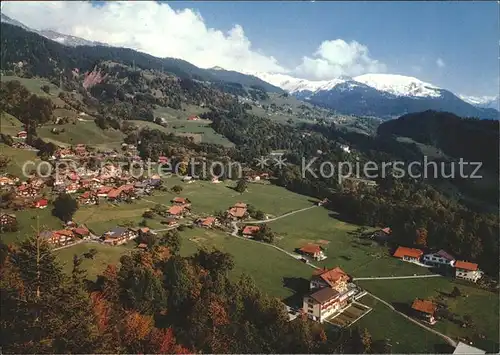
[67,173,80,182]
[33,199,48,209]
[78,191,97,205]
[0,213,17,229]
[16,131,28,139]
[97,186,114,198]
[393,246,423,263]
[81,178,102,190]
[17,184,38,198]
[422,250,455,267]
[299,244,327,261]
[454,261,483,283]
[411,298,437,325]
[72,226,90,239]
[161,217,179,227]
[107,188,123,201]
[167,205,187,218]
[102,227,138,246]
[65,183,79,194]
[172,197,189,205]
[187,115,199,121]
[138,227,156,236]
[303,267,357,323]
[57,148,74,159]
[39,229,75,247]
[0,176,16,186]
[228,202,248,219]
[310,267,350,291]
[242,225,260,237]
[197,216,218,228]
[158,156,169,164]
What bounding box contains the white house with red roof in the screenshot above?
[302,267,358,323]
[34,199,48,209]
[454,261,483,282]
[422,250,455,267]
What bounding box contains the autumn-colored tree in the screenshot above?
[415,227,428,247]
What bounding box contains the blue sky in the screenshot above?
[2,1,498,96]
[167,1,498,97]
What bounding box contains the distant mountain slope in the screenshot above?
[1,13,106,47]
[0,17,284,92]
[207,67,283,93]
[377,110,499,171]
[459,94,499,110]
[251,72,499,120]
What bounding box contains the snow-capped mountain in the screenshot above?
[459,95,499,110]
[1,14,107,47]
[250,72,498,120]
[250,72,442,98]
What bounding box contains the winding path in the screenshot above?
[240,205,318,225]
[353,274,443,281]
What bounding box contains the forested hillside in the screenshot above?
[377,110,499,172]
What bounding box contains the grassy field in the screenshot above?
[267,207,434,277]
[357,278,499,352]
[37,121,125,150]
[0,75,62,98]
[357,295,452,354]
[153,104,208,121]
[55,242,135,280]
[178,227,314,298]
[1,143,41,178]
[1,112,23,136]
[147,177,314,216]
[1,206,64,245]
[150,104,233,146]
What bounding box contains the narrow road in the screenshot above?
[366,292,457,347]
[53,239,85,251]
[353,274,443,281]
[241,205,318,224]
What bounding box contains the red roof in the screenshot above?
[299,244,322,254]
[199,217,216,226]
[229,207,246,218]
[455,260,478,271]
[172,197,188,204]
[79,191,90,199]
[107,189,121,198]
[97,186,113,194]
[313,267,349,287]
[393,246,423,259]
[35,199,48,207]
[411,299,436,315]
[381,227,392,234]
[242,225,260,235]
[168,205,184,215]
[73,227,90,236]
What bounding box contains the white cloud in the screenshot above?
[0,1,286,74]
[1,1,386,80]
[294,39,386,80]
[436,57,446,68]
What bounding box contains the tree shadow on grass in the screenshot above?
[282,276,309,308]
[328,212,360,224]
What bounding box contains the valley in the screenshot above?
[0,8,498,355]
